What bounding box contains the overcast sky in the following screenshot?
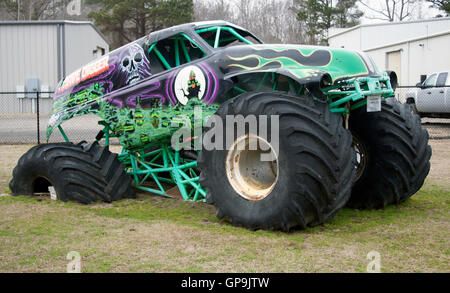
[210,0,445,24]
[356,0,443,24]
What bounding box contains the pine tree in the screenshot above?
[427,0,450,16]
[294,0,362,45]
[88,0,194,49]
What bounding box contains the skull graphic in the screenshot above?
[114,43,152,88]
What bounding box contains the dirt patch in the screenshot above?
[0,145,33,193]
[426,140,450,187]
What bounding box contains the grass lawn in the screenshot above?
[0,141,448,273]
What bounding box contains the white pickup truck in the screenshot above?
[406,70,450,118]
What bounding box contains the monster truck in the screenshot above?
[10,21,431,230]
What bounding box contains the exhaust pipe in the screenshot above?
[305,72,333,102]
[385,70,398,90]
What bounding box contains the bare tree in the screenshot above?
[193,0,306,44]
[194,0,234,22]
[0,0,60,20]
[359,0,417,22]
[0,0,103,21]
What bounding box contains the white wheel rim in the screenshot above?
[225,134,279,201]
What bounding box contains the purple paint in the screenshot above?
[53,43,220,111]
[198,62,219,104]
[165,71,177,106]
[105,79,164,109]
[113,43,152,89]
[197,63,211,103]
[53,56,120,100]
[125,81,163,107]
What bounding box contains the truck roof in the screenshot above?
[148,20,262,45]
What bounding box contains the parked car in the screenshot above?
[406,70,450,118]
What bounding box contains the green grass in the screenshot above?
[0,181,448,272]
[0,144,448,273]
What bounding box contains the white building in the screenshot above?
[0,20,109,113]
[328,17,450,87]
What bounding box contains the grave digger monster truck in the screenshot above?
[10,21,431,231]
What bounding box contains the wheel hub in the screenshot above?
[225,134,278,201]
[353,135,368,181]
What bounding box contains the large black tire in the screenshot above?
[198,92,356,231]
[348,97,432,209]
[9,141,135,204]
[406,99,419,115]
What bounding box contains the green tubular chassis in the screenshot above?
[119,146,205,201]
[58,118,207,201]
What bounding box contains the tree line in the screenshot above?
[0,0,448,49]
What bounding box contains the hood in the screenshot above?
[53,37,151,101]
[221,44,381,83]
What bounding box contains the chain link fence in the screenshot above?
[0,88,449,145]
[0,91,109,144]
[394,86,450,139]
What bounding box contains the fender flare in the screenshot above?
[224,68,332,101]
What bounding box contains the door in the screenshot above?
[418,72,448,113]
[435,72,450,112]
[387,51,401,86]
[416,73,437,113]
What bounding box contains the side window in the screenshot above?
[147,34,206,75]
[196,26,258,48]
[436,72,448,87]
[423,74,437,87]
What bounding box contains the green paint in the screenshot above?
[153,47,172,70]
[180,39,191,62]
[214,27,221,48]
[119,145,206,201]
[181,33,206,55]
[227,47,370,82]
[195,26,255,47]
[58,125,69,143]
[175,39,180,67]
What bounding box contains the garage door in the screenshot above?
[387,50,401,86]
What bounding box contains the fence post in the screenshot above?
[36,91,40,145]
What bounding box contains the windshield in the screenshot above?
[195,25,262,49]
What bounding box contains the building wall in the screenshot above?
[0,23,59,113]
[328,18,450,88]
[365,33,450,86]
[359,18,450,51]
[408,33,450,83]
[64,23,109,76]
[0,22,109,114]
[329,27,362,49]
[0,23,60,91]
[329,17,450,51]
